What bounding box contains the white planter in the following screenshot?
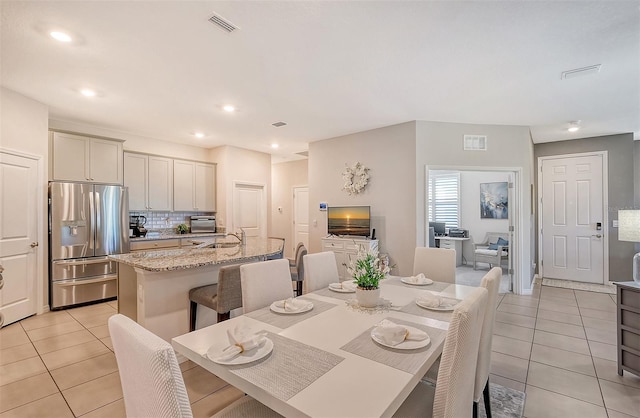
[355,287,381,308]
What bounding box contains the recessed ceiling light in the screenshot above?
[50,31,72,42]
[223,105,235,112]
[193,132,205,138]
[80,89,96,97]
[567,121,581,132]
[271,143,279,149]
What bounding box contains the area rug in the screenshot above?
[542,278,616,294]
[477,382,526,418]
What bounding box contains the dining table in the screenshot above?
[171,276,478,418]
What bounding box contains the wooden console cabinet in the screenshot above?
[614,281,640,378]
[321,237,378,280]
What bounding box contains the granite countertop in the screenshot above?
[110,237,283,272]
[130,230,224,241]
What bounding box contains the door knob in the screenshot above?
[31,242,39,248]
[592,234,602,238]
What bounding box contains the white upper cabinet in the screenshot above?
[51,132,123,184]
[195,163,216,212]
[124,152,173,211]
[173,160,216,212]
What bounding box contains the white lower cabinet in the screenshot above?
[321,237,379,280]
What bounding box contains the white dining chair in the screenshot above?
[302,251,340,293]
[412,247,456,283]
[393,286,488,418]
[108,314,280,418]
[240,258,294,313]
[473,266,502,418]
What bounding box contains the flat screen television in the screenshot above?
[328,206,370,237]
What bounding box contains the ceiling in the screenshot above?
[2,1,639,162]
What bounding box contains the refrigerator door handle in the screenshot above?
[90,188,97,252]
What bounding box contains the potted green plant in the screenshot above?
[176,223,189,234]
[347,246,390,307]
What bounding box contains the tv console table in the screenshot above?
[321,237,378,280]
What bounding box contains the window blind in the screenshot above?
[428,172,460,228]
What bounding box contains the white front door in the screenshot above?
[0,151,39,326]
[540,154,605,284]
[233,183,266,238]
[293,186,309,253]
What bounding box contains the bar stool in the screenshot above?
[290,245,306,296]
[189,264,242,331]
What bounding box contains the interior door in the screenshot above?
[540,154,605,284]
[233,183,265,238]
[0,151,38,326]
[293,186,309,253]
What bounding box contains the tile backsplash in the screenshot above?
[129,211,214,231]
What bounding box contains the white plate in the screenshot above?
[401,277,433,286]
[269,301,313,314]
[415,297,460,311]
[328,283,356,293]
[371,326,431,350]
[207,338,274,365]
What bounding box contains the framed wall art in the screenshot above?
[480,182,508,219]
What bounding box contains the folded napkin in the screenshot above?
[405,273,430,284]
[372,319,428,346]
[215,327,267,362]
[273,297,312,312]
[329,281,357,291]
[416,292,442,308]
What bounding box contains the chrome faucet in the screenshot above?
[226,228,246,245]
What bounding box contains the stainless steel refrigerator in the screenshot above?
[49,182,129,309]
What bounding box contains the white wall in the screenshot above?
[208,145,272,234]
[1,87,49,312]
[416,121,535,292]
[271,159,308,258]
[309,122,417,276]
[459,170,510,263]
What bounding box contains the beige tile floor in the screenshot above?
[1,282,639,417]
[0,300,243,418]
[492,282,640,418]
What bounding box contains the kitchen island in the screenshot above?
[109,237,283,342]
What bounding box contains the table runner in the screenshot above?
[228,332,344,401]
[245,298,337,329]
[340,317,446,375]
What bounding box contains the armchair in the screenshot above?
[473,232,509,270]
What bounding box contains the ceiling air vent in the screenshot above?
[464,135,487,151]
[272,121,287,127]
[561,64,601,80]
[208,13,238,33]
